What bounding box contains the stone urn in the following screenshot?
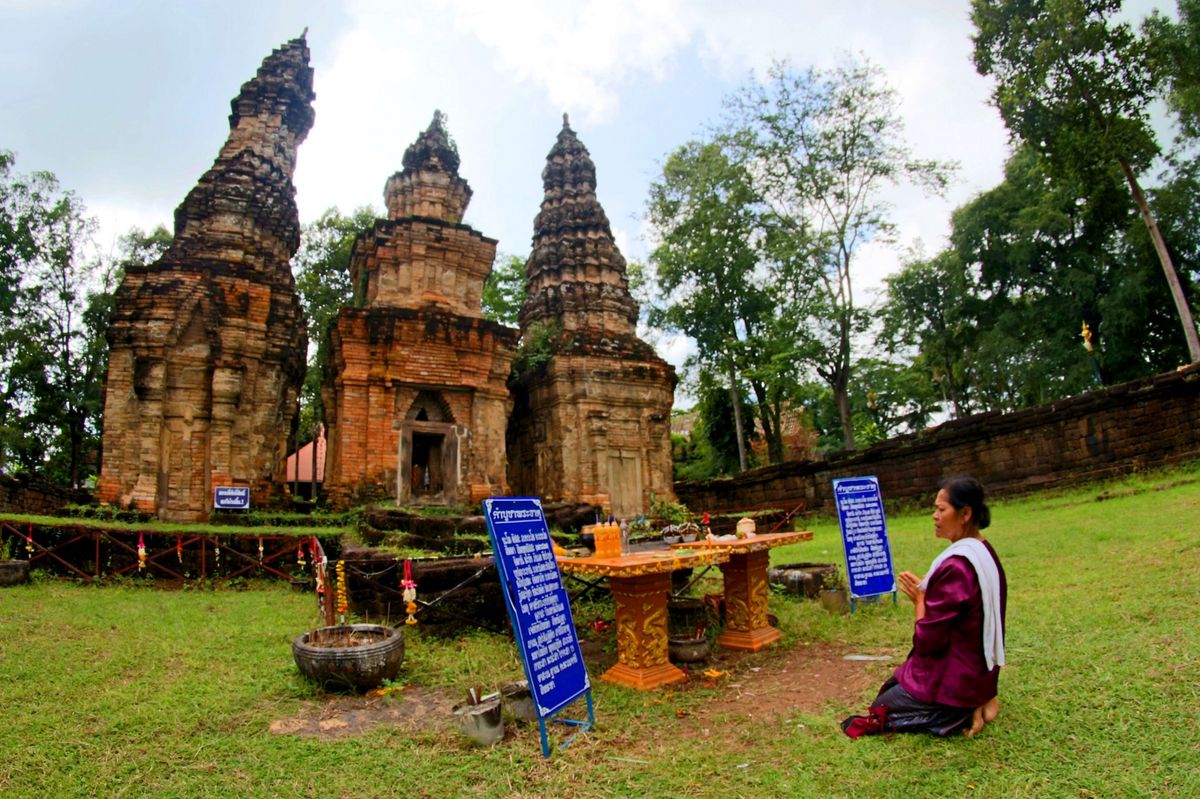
[820,588,851,614]
[291,624,405,691]
[453,696,505,746]
[501,680,538,723]
[0,559,30,587]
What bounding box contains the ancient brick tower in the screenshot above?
[97,36,314,521]
[507,115,676,517]
[322,113,519,508]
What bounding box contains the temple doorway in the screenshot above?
[411,432,444,497]
[397,391,460,505]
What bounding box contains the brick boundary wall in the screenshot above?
[675,363,1200,515]
[0,474,90,516]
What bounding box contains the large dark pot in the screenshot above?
[667,596,705,635]
[668,635,710,663]
[291,624,405,691]
[767,562,836,599]
[0,560,30,587]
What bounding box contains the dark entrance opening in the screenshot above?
[411,432,444,497]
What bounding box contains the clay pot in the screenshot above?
[291,624,405,691]
[501,680,538,722]
[0,560,30,587]
[453,696,505,746]
[668,635,710,663]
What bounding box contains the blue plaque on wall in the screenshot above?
[832,476,897,599]
[213,486,250,510]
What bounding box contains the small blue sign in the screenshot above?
[213,486,250,510]
[833,476,896,599]
[483,497,590,720]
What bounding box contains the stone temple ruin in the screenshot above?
[321,114,519,509]
[98,37,675,520]
[505,116,676,518]
[98,36,314,522]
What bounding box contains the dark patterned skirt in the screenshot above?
[841,676,972,738]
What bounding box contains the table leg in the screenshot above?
[716,549,782,652]
[601,572,686,690]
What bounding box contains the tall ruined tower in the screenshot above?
[322,113,518,508]
[97,36,314,521]
[508,115,676,517]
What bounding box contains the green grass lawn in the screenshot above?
[2,465,1199,798]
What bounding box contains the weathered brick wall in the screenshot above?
[0,475,90,515]
[508,342,676,516]
[676,364,1200,513]
[323,306,517,507]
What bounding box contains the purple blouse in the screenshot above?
[894,539,1007,708]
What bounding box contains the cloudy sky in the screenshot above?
[0,0,1169,369]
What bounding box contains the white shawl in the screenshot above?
[919,537,1006,671]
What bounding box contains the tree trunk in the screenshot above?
[835,385,855,450]
[748,377,783,463]
[1119,160,1200,363]
[727,357,748,472]
[69,409,83,489]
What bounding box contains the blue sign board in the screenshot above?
[213,486,250,510]
[483,497,590,721]
[832,476,896,599]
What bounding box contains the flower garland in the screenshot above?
[335,559,349,623]
[137,532,147,571]
[402,558,418,626]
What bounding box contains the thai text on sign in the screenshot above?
[213,486,250,510]
[832,476,896,598]
[483,497,589,718]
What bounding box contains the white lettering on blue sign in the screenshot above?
[833,477,896,598]
[213,487,250,510]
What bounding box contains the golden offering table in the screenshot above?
[557,548,729,690]
[672,530,814,652]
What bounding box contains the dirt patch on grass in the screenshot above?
[270,642,896,742]
[269,685,459,740]
[679,641,896,725]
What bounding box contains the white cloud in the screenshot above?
[439,0,693,125]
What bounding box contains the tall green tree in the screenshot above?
[877,139,1191,415]
[878,250,978,417]
[972,0,1200,362]
[725,57,953,450]
[1145,0,1200,141]
[647,140,770,469]
[293,206,376,442]
[0,150,97,484]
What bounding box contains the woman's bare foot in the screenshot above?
[964,697,1000,738]
[964,706,986,737]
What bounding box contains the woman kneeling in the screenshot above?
[842,475,1006,738]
